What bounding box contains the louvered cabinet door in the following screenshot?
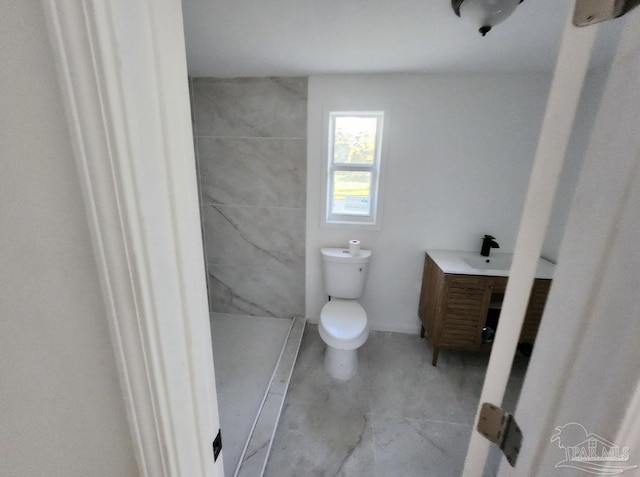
[438,276,493,350]
[418,253,551,366]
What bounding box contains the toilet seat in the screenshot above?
[319,299,368,350]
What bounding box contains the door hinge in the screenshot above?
[574,0,640,27]
[477,403,522,467]
[212,429,222,462]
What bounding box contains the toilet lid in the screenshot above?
[320,300,367,341]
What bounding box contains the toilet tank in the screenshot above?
[321,248,372,299]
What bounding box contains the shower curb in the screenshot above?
[233,316,306,477]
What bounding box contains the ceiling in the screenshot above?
[181,0,624,78]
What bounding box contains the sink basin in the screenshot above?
[463,254,513,271]
[426,249,555,279]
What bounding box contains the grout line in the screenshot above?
[365,343,379,476]
[200,202,307,211]
[195,135,306,140]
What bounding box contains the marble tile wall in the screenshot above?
[192,77,307,318]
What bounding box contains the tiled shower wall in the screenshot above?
[192,77,307,318]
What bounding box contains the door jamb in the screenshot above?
[42,1,223,476]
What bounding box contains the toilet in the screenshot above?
[319,247,372,380]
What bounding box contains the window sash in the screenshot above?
[329,168,376,218]
[326,111,383,225]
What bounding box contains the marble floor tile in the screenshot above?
[285,325,371,415]
[365,331,433,422]
[265,403,375,477]
[266,325,526,475]
[366,331,486,425]
[372,415,474,477]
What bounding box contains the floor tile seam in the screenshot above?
[278,399,372,419]
[280,398,372,416]
[207,262,306,273]
[368,410,474,428]
[200,201,307,211]
[233,317,296,477]
[210,311,296,322]
[193,134,307,137]
[195,135,307,140]
[362,363,375,417]
[368,410,379,477]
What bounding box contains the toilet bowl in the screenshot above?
[319,299,369,380]
[319,247,372,380]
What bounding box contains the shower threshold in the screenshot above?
[233,317,306,477]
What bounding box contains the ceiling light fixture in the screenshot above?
[452,0,524,36]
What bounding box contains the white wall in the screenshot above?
[306,73,557,333]
[0,2,137,476]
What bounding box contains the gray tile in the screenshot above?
[193,77,307,138]
[366,332,487,425]
[485,445,502,477]
[372,415,473,477]
[502,372,525,413]
[208,265,305,318]
[285,325,371,414]
[203,205,305,270]
[198,137,306,207]
[266,327,526,476]
[265,403,375,477]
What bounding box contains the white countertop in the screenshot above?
[426,249,555,280]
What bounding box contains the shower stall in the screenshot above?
[190,76,308,476]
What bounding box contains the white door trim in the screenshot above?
[461,7,598,476]
[462,6,640,476]
[42,1,223,476]
[502,13,640,476]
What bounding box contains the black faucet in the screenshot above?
[481,235,500,257]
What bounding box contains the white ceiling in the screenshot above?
[181,0,624,78]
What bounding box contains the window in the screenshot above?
[326,111,384,225]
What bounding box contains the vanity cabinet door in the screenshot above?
[520,279,551,344]
[439,276,493,350]
[419,254,445,341]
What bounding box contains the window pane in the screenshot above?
[331,170,372,216]
[333,116,378,165]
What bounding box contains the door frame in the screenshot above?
[42,1,223,476]
[500,13,640,476]
[464,6,640,477]
[462,6,599,475]
[42,0,640,476]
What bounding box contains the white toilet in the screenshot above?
[319,247,372,380]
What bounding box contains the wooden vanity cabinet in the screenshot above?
[418,253,551,366]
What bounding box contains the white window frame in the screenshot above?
[326,111,384,226]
